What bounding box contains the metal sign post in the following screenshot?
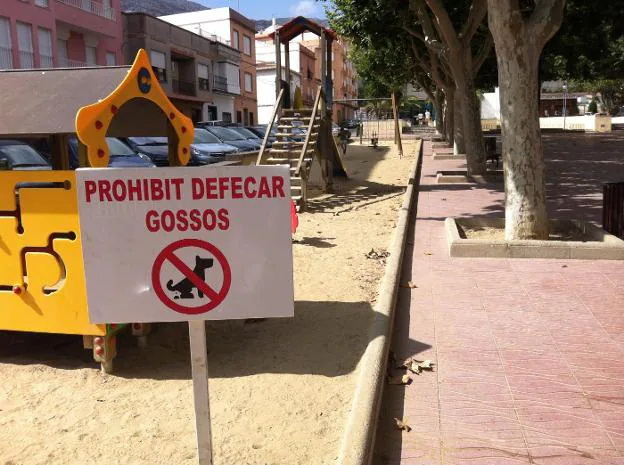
[189,320,213,465]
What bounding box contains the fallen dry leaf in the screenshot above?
[398,357,435,374]
[387,374,412,385]
[407,361,421,374]
[418,360,434,370]
[394,418,412,432]
[424,252,433,256]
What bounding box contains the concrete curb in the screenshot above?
[336,140,424,465]
[446,217,624,260]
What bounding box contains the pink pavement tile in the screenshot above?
[441,436,530,464]
[374,136,624,464]
[528,444,624,465]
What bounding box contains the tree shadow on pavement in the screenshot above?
[372,169,434,465]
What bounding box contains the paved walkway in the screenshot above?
[374,134,624,465]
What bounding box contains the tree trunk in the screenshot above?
[455,77,486,175]
[489,10,549,240]
[443,88,455,147]
[434,90,445,136]
[453,90,466,155]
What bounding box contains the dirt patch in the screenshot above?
[0,140,418,465]
[458,223,591,241]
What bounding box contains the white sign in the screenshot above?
[76,166,294,323]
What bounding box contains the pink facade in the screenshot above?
[0,0,123,69]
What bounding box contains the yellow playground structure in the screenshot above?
[0,50,194,372]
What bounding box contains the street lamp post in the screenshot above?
[562,81,568,131]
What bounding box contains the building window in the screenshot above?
[243,35,251,55]
[37,28,53,68]
[232,30,239,50]
[150,50,167,82]
[105,52,116,65]
[222,112,232,123]
[244,72,253,92]
[57,38,68,67]
[16,22,34,69]
[85,45,97,65]
[0,17,12,70]
[34,0,49,7]
[236,111,242,124]
[198,63,210,91]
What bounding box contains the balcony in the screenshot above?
[0,46,13,70]
[172,79,196,96]
[18,51,34,69]
[196,28,230,47]
[55,0,116,21]
[213,75,228,92]
[40,55,54,68]
[58,57,88,68]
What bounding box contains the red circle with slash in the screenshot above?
[152,239,231,315]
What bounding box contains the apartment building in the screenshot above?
[159,8,258,126]
[300,34,358,122]
[0,0,122,70]
[256,20,358,123]
[123,12,240,123]
[255,38,320,124]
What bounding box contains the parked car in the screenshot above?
[332,123,341,136]
[248,125,277,144]
[229,126,262,142]
[191,128,240,163]
[68,136,155,169]
[227,126,277,148]
[0,140,51,170]
[197,125,261,152]
[125,132,239,167]
[124,137,169,166]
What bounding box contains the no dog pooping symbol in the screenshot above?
[152,239,231,315]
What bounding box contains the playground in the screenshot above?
[0,140,418,465]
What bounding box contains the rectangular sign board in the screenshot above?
[76,166,294,323]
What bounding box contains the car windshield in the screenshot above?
[209,127,246,141]
[193,128,221,144]
[106,138,135,156]
[252,126,277,137]
[129,137,167,146]
[0,144,49,167]
[69,137,136,157]
[233,127,259,139]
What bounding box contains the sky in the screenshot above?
[195,0,327,20]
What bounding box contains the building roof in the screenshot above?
[0,66,173,138]
[256,16,338,43]
[159,7,256,32]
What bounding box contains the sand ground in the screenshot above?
[0,140,418,465]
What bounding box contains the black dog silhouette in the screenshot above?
[167,256,214,299]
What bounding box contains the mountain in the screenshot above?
[121,0,208,17]
[254,17,329,33]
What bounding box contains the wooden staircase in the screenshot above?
[256,88,323,212]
